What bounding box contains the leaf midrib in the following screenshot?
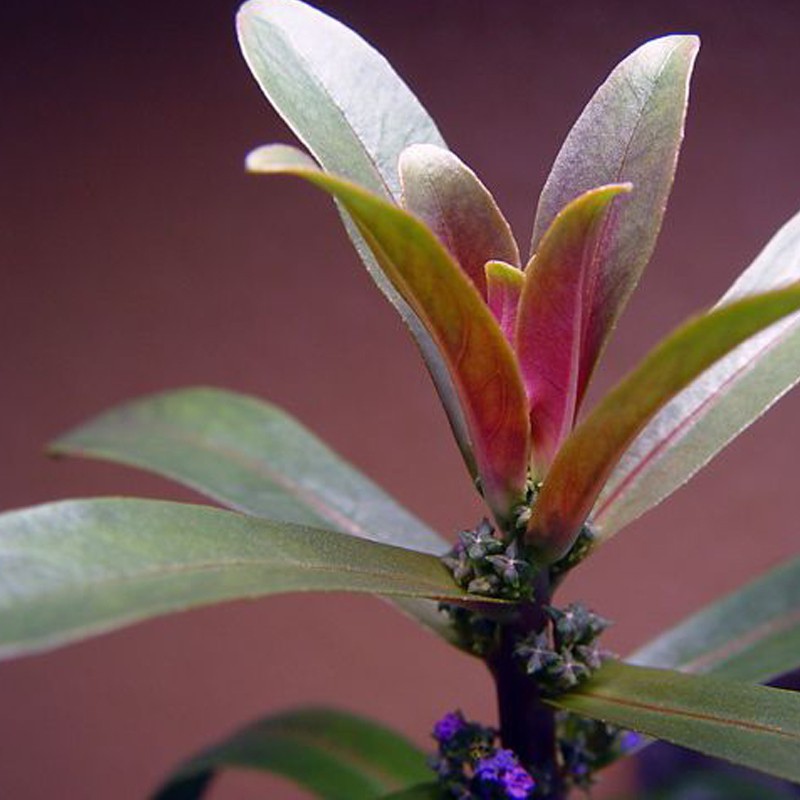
[581,37,679,300]
[0,552,462,608]
[565,686,800,739]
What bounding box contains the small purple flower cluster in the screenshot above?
[431,711,537,800]
[474,749,536,799]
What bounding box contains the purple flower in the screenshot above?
[620,730,644,752]
[475,749,535,799]
[433,711,466,743]
[475,748,515,780]
[502,766,536,800]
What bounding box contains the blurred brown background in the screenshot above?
[2,1,800,797]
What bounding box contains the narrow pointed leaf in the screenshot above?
[237,0,474,490]
[531,36,698,395]
[527,283,800,561]
[517,184,631,473]
[248,145,530,524]
[399,144,520,297]
[51,387,455,644]
[485,260,523,345]
[595,209,800,536]
[52,388,447,554]
[0,498,496,660]
[629,554,800,683]
[153,708,431,800]
[551,661,800,784]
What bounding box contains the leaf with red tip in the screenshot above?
[526,283,800,562]
[531,35,699,393]
[399,144,520,297]
[594,209,800,538]
[485,260,523,345]
[516,185,631,475]
[247,144,530,524]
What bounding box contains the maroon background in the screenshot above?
[3,1,800,797]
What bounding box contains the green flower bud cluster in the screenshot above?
[549,522,597,580]
[515,602,613,695]
[442,519,534,600]
[439,604,499,657]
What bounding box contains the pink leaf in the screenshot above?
[516,185,631,475]
[399,144,520,298]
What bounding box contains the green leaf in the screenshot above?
[52,388,447,555]
[247,145,530,526]
[551,660,800,784]
[595,209,800,537]
[531,36,698,383]
[629,554,800,683]
[152,708,431,800]
[516,184,631,475]
[0,498,495,660]
[52,387,457,646]
[237,0,444,201]
[378,785,443,800]
[236,0,475,489]
[526,282,800,561]
[399,144,520,296]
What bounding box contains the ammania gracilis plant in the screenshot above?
[4,2,800,799]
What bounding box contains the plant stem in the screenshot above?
[488,571,565,799]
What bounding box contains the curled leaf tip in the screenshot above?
[245,142,319,173]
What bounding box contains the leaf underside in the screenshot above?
[531,35,699,400]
